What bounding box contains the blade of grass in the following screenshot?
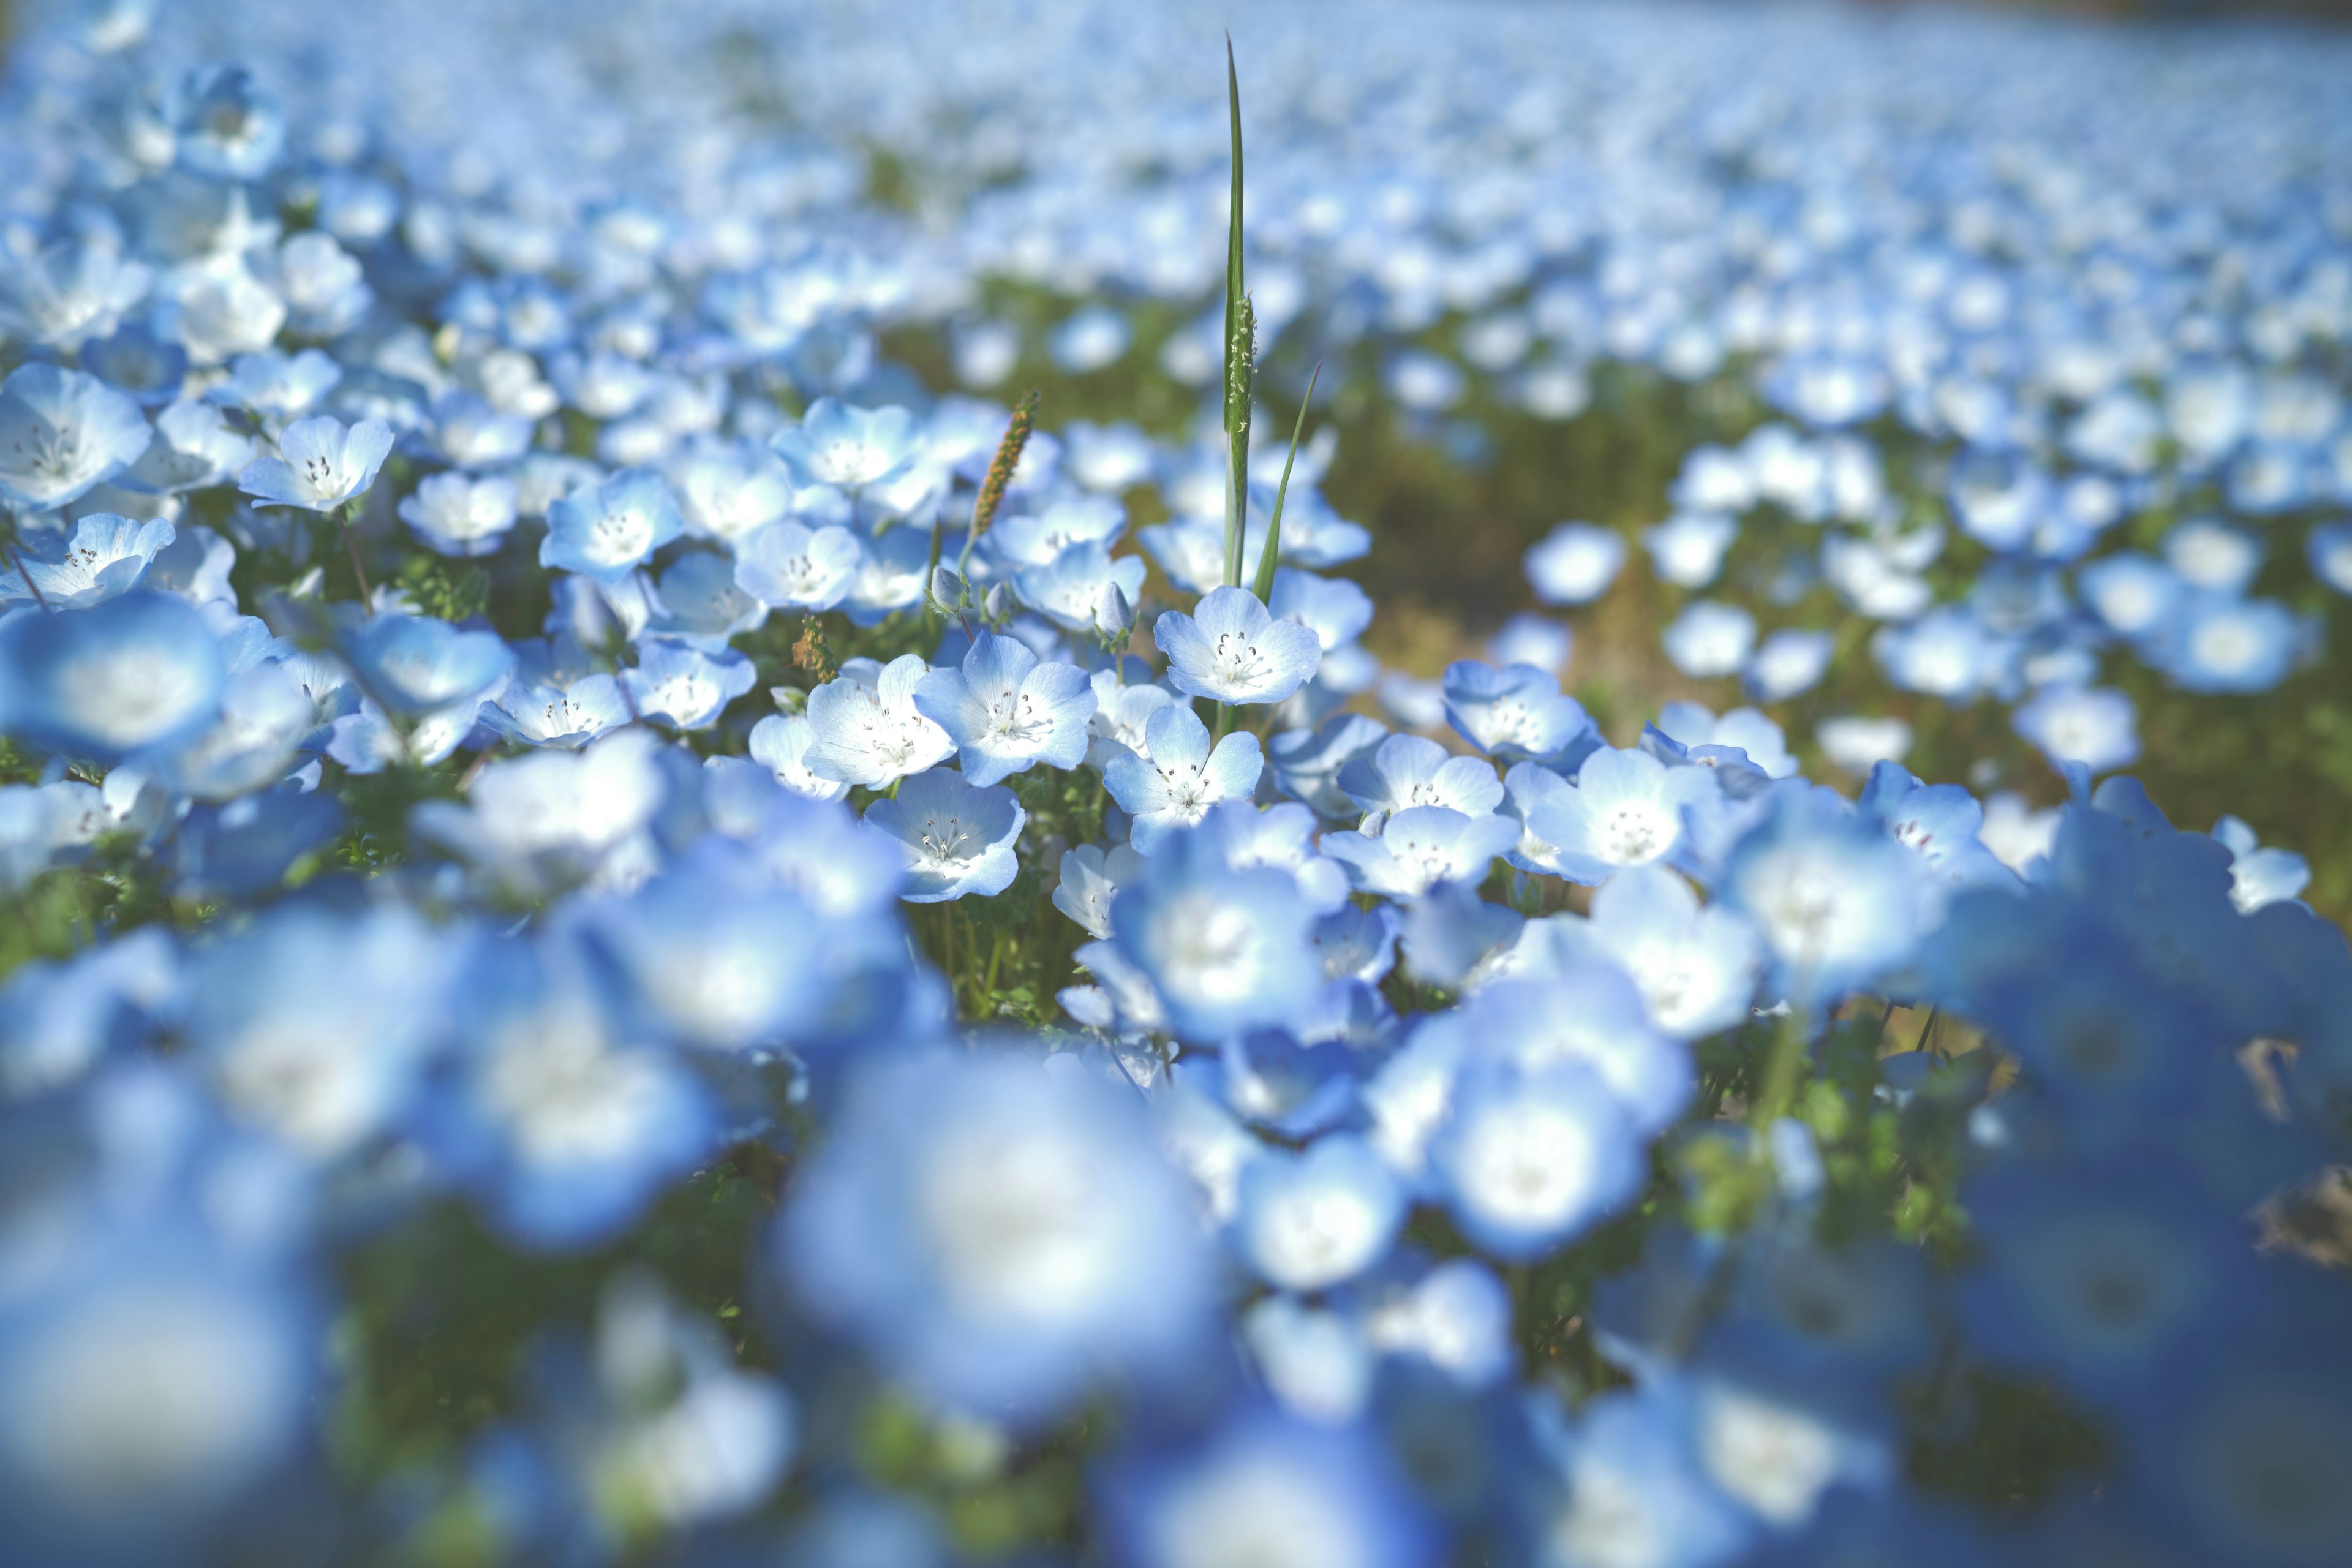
[1220,36,1252,588]
[1251,362,1322,603]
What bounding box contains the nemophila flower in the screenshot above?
[1398,876,1525,990]
[1958,1154,2244,1414]
[863,766,1023,902]
[540,467,684,584]
[1196,799,1349,914]
[1534,1386,1756,1568]
[1322,806,1518,901]
[989,494,1127,572]
[337,611,515,718]
[1054,841,1147,939]
[1721,790,1928,1007]
[668,436,796,544]
[1430,1061,1643,1261]
[1662,600,1757,679]
[2151,594,2304,693]
[0,237,152,352]
[1233,1135,1406,1291]
[1488,612,1572,675]
[779,1049,1216,1427]
[1523,521,1626,605]
[1522,746,1719,886]
[0,590,225,763]
[0,1238,315,1566]
[623,638,755,731]
[1102,1405,1440,1568]
[2305,521,2352,595]
[0,512,175,609]
[1744,628,1833,703]
[1442,660,1598,769]
[1084,669,1175,766]
[427,391,533,468]
[398,470,519,557]
[1644,511,1740,588]
[159,660,316,801]
[1214,1026,1363,1140]
[434,941,717,1252]
[1104,703,1264,852]
[1814,715,1912,776]
[1338,731,1504,818]
[771,397,921,493]
[1653,701,1798,781]
[173,64,285,179]
[747,712,850,801]
[1679,1365,1894,1533]
[1268,567,1375,655]
[1872,607,2005,701]
[2165,516,2263,594]
[480,674,631,750]
[85,323,190,409]
[2013,684,2139,774]
[1153,586,1322,706]
[912,630,1095,786]
[804,654,956,788]
[212,347,341,420]
[650,549,769,644]
[733,517,864,609]
[1013,540,1147,633]
[2077,551,2180,641]
[1857,763,2013,892]
[1541,864,1762,1039]
[1240,1294,1373,1425]
[1458,967,1692,1133]
[0,362,153,510]
[236,415,394,511]
[1111,817,1319,1041]
[1270,711,1388,818]
[2212,815,2309,912]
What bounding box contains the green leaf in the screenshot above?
[1252,362,1322,602]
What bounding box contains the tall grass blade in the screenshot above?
[1253,363,1322,603]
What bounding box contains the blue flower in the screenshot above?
[1523,521,1625,605]
[173,65,287,179]
[2213,815,2309,912]
[0,362,153,510]
[1456,970,1692,1134]
[1720,789,1929,1009]
[1431,1061,1643,1261]
[1269,711,1389,818]
[1234,1135,1406,1291]
[0,512,175,609]
[0,590,224,762]
[1104,702,1263,852]
[778,1048,1216,1427]
[1643,510,1740,588]
[771,397,922,492]
[1322,806,1519,900]
[433,939,717,1252]
[1744,628,1834,703]
[733,517,864,609]
[1013,540,1147,634]
[622,638,756,731]
[1103,1405,1440,1568]
[1111,816,1319,1041]
[2150,593,2305,693]
[480,674,631,749]
[805,654,957,788]
[913,629,1096,786]
[1661,600,1758,679]
[397,470,519,557]
[1153,586,1322,706]
[1521,746,1719,886]
[540,467,685,584]
[746,712,851,800]
[1441,660,1598,768]
[1338,732,1504,818]
[864,766,1024,902]
[337,611,516,718]
[237,415,395,511]
[1544,864,1761,1039]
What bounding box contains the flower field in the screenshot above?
[2,1,2351,1564]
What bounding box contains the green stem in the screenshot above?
[336,500,373,604]
[1214,702,1233,742]
[1751,1005,1812,1133]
